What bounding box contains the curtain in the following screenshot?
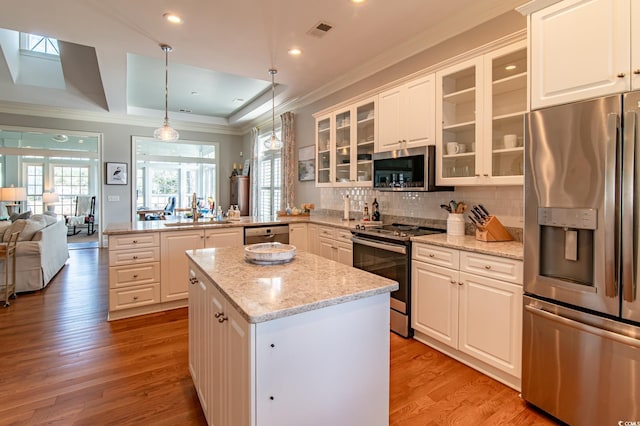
[280,111,295,211]
[250,127,260,216]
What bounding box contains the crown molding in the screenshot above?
[0,101,245,136]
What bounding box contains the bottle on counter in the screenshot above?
[372,198,380,222]
[363,202,370,221]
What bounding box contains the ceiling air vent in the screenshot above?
[306,21,334,38]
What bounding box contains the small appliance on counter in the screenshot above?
[468,204,512,242]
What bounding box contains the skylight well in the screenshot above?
[20,33,59,57]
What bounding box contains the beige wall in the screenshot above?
[289,10,526,224]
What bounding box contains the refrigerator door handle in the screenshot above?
[623,110,637,303]
[604,113,620,298]
[524,304,640,349]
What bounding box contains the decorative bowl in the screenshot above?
[244,242,296,265]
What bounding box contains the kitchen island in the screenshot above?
[187,246,398,426]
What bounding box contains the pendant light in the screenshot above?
[264,68,282,150]
[154,44,179,142]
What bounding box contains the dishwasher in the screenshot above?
[244,225,289,244]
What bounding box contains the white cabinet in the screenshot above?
[315,99,376,187]
[412,243,523,390]
[377,74,436,152]
[204,227,243,248]
[436,41,527,186]
[288,223,308,251]
[307,223,320,255]
[189,268,251,426]
[529,0,632,109]
[108,232,161,318]
[318,225,352,266]
[161,230,204,302]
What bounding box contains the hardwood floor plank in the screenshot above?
[0,248,559,425]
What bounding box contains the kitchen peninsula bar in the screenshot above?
[186,246,398,426]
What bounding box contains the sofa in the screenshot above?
[0,213,69,293]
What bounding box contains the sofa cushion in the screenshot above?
[31,213,57,227]
[3,217,47,242]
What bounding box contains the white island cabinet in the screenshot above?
[187,246,397,426]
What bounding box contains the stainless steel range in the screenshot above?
[351,223,444,337]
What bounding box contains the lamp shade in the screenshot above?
[0,187,27,202]
[43,192,60,204]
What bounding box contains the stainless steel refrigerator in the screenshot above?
[524,93,640,425]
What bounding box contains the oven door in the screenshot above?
[351,235,409,313]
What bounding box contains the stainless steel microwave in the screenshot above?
[373,145,452,192]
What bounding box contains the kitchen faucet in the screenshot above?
[191,192,201,222]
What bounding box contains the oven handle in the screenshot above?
[351,236,407,254]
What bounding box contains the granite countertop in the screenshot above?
[186,246,398,323]
[104,214,358,235]
[411,233,523,260]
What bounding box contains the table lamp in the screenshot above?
[42,192,60,212]
[0,186,27,215]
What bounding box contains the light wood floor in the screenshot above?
[0,248,559,425]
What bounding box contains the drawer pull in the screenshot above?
[132,255,138,260]
[189,277,198,285]
[484,265,492,270]
[133,274,138,278]
[133,296,139,301]
[428,253,435,258]
[132,240,138,244]
[218,316,228,323]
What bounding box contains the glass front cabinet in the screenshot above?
[315,98,375,187]
[436,41,527,186]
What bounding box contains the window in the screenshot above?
[53,165,91,216]
[257,132,282,216]
[133,137,218,219]
[20,33,60,56]
[25,164,44,214]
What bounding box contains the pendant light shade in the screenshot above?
[154,44,179,142]
[264,68,282,150]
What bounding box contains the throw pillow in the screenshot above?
[9,211,32,222]
[3,219,27,242]
[17,217,47,241]
[31,213,57,227]
[43,210,57,218]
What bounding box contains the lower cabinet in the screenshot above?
[288,223,308,251]
[204,227,243,248]
[412,242,523,390]
[307,223,319,255]
[318,225,353,266]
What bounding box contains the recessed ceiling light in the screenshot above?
[190,91,199,96]
[78,139,84,144]
[163,13,183,24]
[351,0,366,3]
[505,64,517,71]
[288,47,302,56]
[52,134,68,143]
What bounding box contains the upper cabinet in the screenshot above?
[315,98,376,187]
[377,74,436,152]
[436,41,527,186]
[529,0,632,109]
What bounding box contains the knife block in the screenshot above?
[475,216,513,242]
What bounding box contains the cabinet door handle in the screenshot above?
[133,296,139,301]
[214,312,224,318]
[189,277,198,285]
[218,316,228,323]
[634,69,640,75]
[484,265,492,270]
[428,253,435,257]
[617,72,626,78]
[475,174,480,177]
[458,282,463,286]
[132,255,138,260]
[133,274,138,278]
[132,240,138,244]
[483,174,489,177]
[450,279,456,285]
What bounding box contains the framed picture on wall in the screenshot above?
[106,162,128,185]
[298,146,315,182]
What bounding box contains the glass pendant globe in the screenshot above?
[154,122,179,142]
[264,133,282,150]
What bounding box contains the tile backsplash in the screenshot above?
[320,186,523,228]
